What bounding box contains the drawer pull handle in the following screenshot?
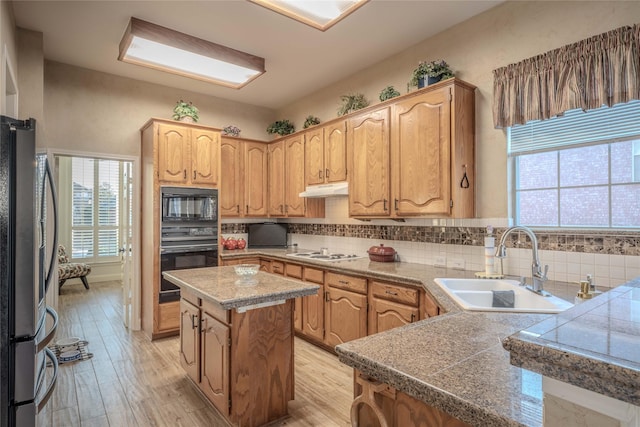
[338,280,350,285]
[385,290,398,296]
[319,170,322,179]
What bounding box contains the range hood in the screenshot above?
[299,182,348,198]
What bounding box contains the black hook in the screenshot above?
[460,165,470,189]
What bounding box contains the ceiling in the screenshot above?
[11,0,502,110]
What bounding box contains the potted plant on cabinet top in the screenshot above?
[222,125,241,137]
[266,119,295,136]
[408,59,454,90]
[172,100,199,123]
[337,93,369,117]
[379,85,401,102]
[303,115,320,129]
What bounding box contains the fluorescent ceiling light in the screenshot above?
[249,0,369,31]
[119,18,265,89]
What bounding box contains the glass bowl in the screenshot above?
[233,264,260,278]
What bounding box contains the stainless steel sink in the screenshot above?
[434,278,573,313]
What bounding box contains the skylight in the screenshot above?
[249,0,369,31]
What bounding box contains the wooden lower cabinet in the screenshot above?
[200,310,230,414]
[301,266,324,341]
[158,300,180,333]
[353,372,471,427]
[179,291,294,426]
[368,281,420,335]
[324,272,368,347]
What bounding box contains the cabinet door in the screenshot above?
[294,297,303,332]
[268,141,286,216]
[302,284,324,341]
[158,123,189,183]
[324,287,367,347]
[191,128,220,186]
[348,108,391,217]
[220,138,243,217]
[200,310,230,416]
[304,127,324,186]
[392,88,451,216]
[285,135,306,217]
[244,142,268,216]
[179,298,200,382]
[325,121,347,183]
[368,297,419,335]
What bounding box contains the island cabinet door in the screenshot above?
[200,311,230,416]
[179,299,200,382]
[324,287,367,347]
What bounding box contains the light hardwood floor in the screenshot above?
[38,281,353,427]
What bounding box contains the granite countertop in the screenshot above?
[162,266,319,310]
[220,247,588,426]
[503,277,640,406]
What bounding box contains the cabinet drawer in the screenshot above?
[271,261,285,275]
[202,299,230,324]
[285,263,303,279]
[326,272,366,294]
[181,288,200,307]
[370,281,419,306]
[303,267,324,284]
[158,301,180,331]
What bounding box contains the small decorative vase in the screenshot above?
[418,76,443,89]
[180,116,194,123]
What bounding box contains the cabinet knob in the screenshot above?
[411,314,416,322]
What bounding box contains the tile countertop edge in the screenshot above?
[502,279,640,407]
[335,313,530,427]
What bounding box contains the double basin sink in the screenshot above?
[434,278,574,313]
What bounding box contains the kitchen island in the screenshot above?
[162,266,319,427]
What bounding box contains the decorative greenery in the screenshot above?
[337,93,369,117]
[379,86,401,102]
[222,125,241,136]
[303,115,321,129]
[172,100,199,122]
[408,59,454,88]
[266,119,295,136]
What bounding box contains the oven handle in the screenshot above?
[160,246,218,254]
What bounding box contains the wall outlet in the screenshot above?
[449,258,466,270]
[434,255,447,267]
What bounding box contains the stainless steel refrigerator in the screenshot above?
[0,116,58,427]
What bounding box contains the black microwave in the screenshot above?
[161,187,218,223]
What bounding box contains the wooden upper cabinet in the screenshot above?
[325,121,347,183]
[156,122,220,187]
[220,137,243,217]
[158,123,190,183]
[268,141,286,216]
[305,127,324,186]
[304,121,347,186]
[392,88,451,216]
[191,128,220,186]
[348,108,391,217]
[244,142,268,217]
[285,135,306,217]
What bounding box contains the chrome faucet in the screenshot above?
[495,226,549,295]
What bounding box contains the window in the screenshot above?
[510,100,640,228]
[71,158,122,260]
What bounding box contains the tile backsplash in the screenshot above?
[221,197,639,289]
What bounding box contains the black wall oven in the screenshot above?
[159,246,217,303]
[159,187,218,303]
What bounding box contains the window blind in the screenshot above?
[509,100,640,154]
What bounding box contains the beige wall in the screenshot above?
[17,28,44,139]
[276,1,640,219]
[44,61,275,156]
